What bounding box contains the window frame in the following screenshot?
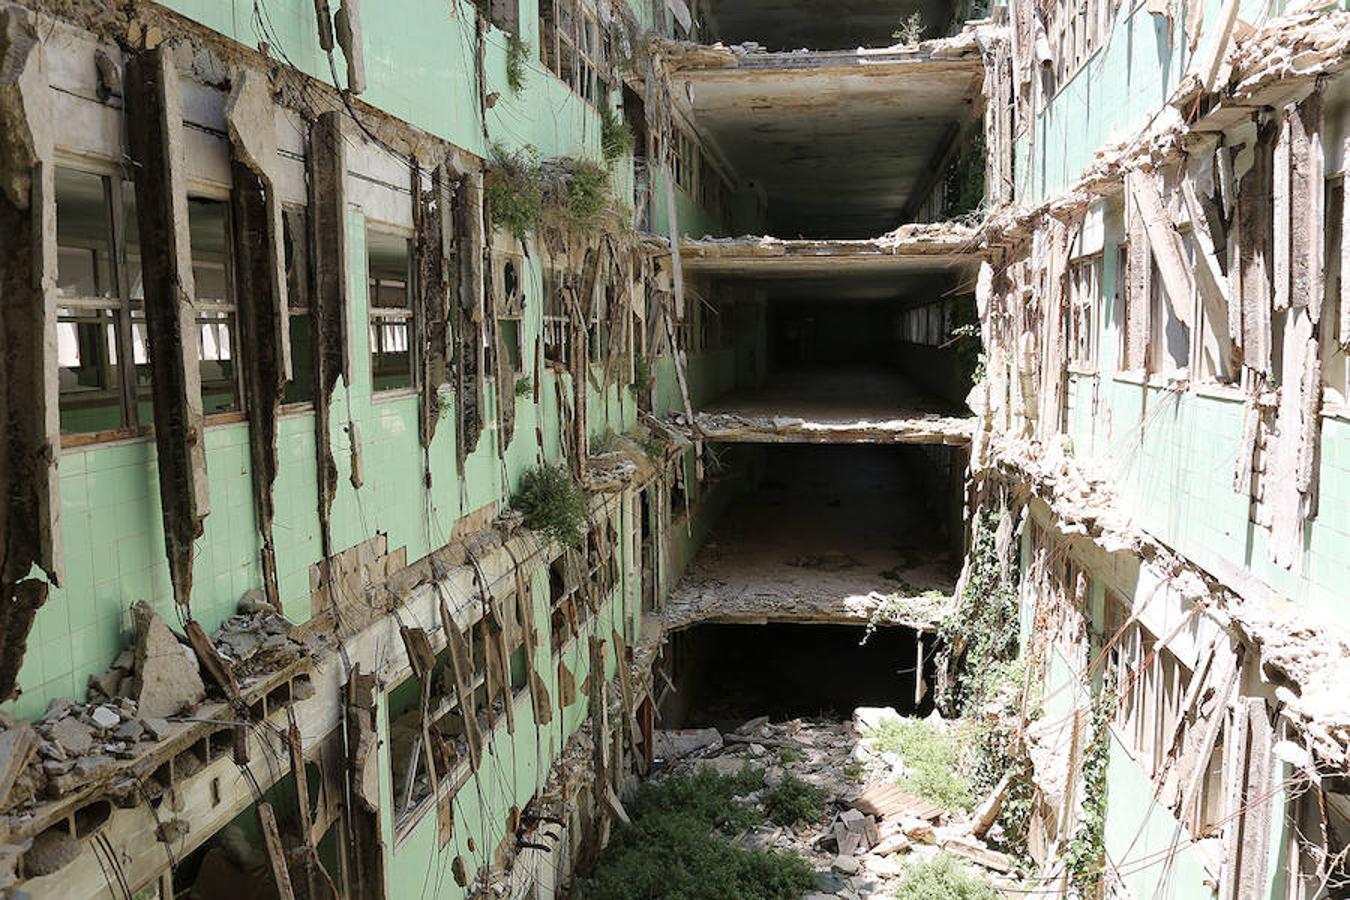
[186,190,248,422]
[55,159,150,447]
[366,226,418,398]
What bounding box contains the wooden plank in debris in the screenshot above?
[257,801,297,900]
[398,626,437,685]
[185,619,240,700]
[0,723,37,807]
[438,592,483,771]
[851,783,944,821]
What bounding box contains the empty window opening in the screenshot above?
[367,228,415,393]
[188,196,242,416]
[55,165,151,436]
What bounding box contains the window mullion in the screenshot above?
[108,173,140,429]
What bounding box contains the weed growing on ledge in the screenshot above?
[762,774,826,826]
[547,158,611,233]
[512,463,588,547]
[486,144,543,242]
[505,34,529,95]
[514,376,532,397]
[577,767,815,900]
[600,106,634,162]
[893,11,925,45]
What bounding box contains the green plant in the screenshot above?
[577,767,815,900]
[590,431,623,455]
[937,507,1021,718]
[486,144,543,241]
[892,853,998,900]
[867,718,974,813]
[514,376,533,397]
[761,774,826,827]
[437,392,453,420]
[842,761,865,783]
[893,11,925,45]
[505,33,529,95]
[632,353,653,395]
[512,463,589,547]
[544,158,611,233]
[1064,689,1114,898]
[600,106,634,162]
[775,747,804,766]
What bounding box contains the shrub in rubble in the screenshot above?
[576,767,814,900]
[512,463,589,548]
[762,773,827,827]
[892,852,998,900]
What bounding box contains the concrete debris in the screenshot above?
[652,727,722,759]
[646,714,1029,896]
[23,828,79,877]
[131,602,205,718]
[211,609,306,676]
[653,25,986,72]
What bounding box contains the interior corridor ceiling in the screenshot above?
[701,0,958,51]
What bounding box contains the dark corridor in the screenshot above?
[659,623,934,731]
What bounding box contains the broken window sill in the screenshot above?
[1191,382,1244,403]
[1111,370,1148,386]
[1323,400,1350,422]
[1066,365,1098,378]
[60,425,153,452]
[372,388,418,404]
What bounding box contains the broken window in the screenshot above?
[1149,251,1191,378]
[55,165,153,438]
[672,127,698,195]
[539,0,608,106]
[549,552,587,652]
[1067,254,1101,370]
[543,266,572,368]
[282,205,315,406]
[1322,174,1348,406]
[367,228,415,393]
[188,196,243,416]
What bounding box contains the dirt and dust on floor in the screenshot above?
[575,706,1030,900]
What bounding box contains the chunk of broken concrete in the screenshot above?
[90,706,120,731]
[852,706,901,735]
[652,727,722,759]
[831,855,861,875]
[24,828,80,876]
[131,602,205,718]
[47,717,94,756]
[140,717,172,742]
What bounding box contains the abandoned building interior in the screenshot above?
[1,0,1349,898]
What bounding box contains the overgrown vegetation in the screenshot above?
[937,507,1021,717]
[1064,689,1113,898]
[632,353,653,395]
[544,157,611,233]
[867,718,974,813]
[486,143,543,242]
[762,774,826,827]
[601,106,634,162]
[861,590,945,645]
[892,853,998,900]
[944,130,987,219]
[936,503,1035,858]
[590,431,623,455]
[506,33,529,94]
[577,767,815,900]
[512,463,589,547]
[893,11,926,45]
[514,376,533,397]
[951,321,986,386]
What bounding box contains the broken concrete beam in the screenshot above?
[131,602,205,718]
[0,6,61,704]
[652,728,723,759]
[124,46,210,609]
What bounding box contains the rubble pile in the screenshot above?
[648,709,1022,899]
[211,607,308,678]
